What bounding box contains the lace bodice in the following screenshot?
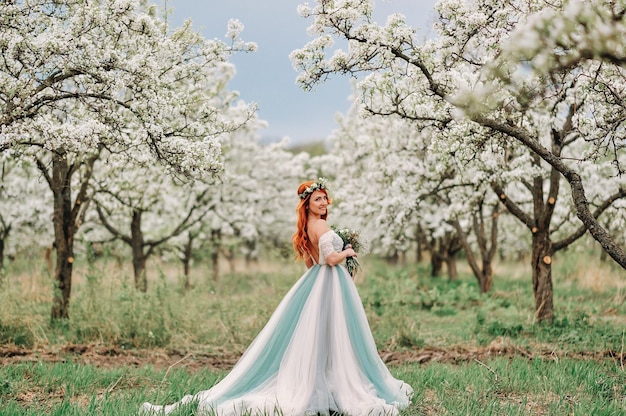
[317,230,344,266]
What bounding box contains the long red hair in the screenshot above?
[292,180,332,261]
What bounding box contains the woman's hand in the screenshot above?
[325,246,356,266]
[343,244,357,257]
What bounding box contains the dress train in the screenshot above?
[141,233,413,415]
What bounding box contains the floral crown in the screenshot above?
[299,177,330,200]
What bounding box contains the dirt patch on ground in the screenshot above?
[0,344,239,372]
[0,339,623,371]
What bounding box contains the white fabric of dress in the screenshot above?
[140,230,413,415]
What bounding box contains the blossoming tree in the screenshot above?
[292,0,626,321]
[86,156,217,292]
[325,96,513,289]
[171,123,308,283]
[0,0,256,319]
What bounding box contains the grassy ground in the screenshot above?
[0,355,624,415]
[0,249,624,415]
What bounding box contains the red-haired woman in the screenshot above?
[291,178,356,269]
[141,179,413,416]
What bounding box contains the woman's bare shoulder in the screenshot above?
[308,219,330,240]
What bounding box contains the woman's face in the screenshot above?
[308,190,328,217]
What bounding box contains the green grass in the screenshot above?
[0,357,624,415]
[0,249,625,414]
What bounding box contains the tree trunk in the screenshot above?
[492,146,561,323]
[211,229,221,282]
[182,259,191,290]
[0,237,4,271]
[387,250,399,265]
[181,235,193,291]
[51,155,74,321]
[531,231,554,322]
[0,222,9,272]
[451,201,498,293]
[431,251,443,277]
[429,233,460,278]
[211,249,219,281]
[43,244,54,275]
[133,254,148,292]
[600,246,608,263]
[480,259,493,293]
[130,210,148,292]
[415,224,424,263]
[38,150,97,322]
[0,236,5,284]
[445,255,458,281]
[222,247,235,273]
[244,240,257,267]
[416,239,423,263]
[444,231,461,281]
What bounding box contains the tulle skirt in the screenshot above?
[140,264,413,415]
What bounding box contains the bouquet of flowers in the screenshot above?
[331,225,365,278]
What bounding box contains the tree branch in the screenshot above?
[491,182,534,230]
[553,186,626,251]
[476,114,626,268]
[95,203,130,245]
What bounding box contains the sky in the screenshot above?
[166,0,439,145]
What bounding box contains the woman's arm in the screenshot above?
[310,220,357,267]
[324,245,356,267]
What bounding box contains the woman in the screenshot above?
[140,179,413,415]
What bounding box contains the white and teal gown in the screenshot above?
[140,230,413,415]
